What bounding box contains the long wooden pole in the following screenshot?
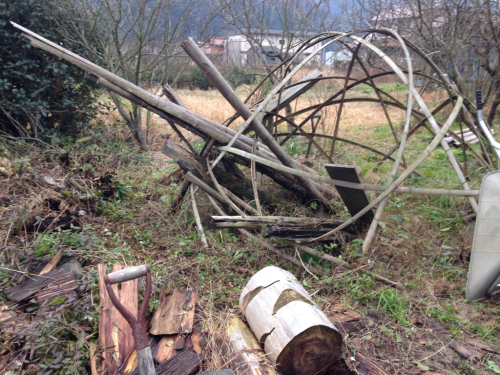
[180,37,331,211]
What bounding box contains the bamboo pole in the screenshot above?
[350,31,478,213]
[306,95,463,243]
[363,32,414,256]
[190,185,208,249]
[282,240,404,290]
[180,37,331,211]
[218,146,479,197]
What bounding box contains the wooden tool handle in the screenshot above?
[136,347,156,375]
[105,265,149,284]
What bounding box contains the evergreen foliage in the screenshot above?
[0,0,100,137]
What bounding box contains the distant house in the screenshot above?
[199,37,225,64]
[225,29,322,68]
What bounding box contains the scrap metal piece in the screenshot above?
[466,171,500,301]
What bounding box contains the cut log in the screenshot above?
[464,338,500,355]
[155,349,201,375]
[227,316,278,375]
[353,352,391,375]
[209,216,345,227]
[150,289,196,335]
[239,266,342,375]
[4,268,70,302]
[98,264,138,375]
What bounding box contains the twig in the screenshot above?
[190,185,208,249]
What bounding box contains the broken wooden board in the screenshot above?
[1,314,30,335]
[150,289,196,335]
[35,270,76,304]
[324,164,374,221]
[98,264,138,375]
[156,349,201,375]
[4,268,69,302]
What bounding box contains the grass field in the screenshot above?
[0,85,499,374]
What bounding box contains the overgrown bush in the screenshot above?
[174,66,253,90]
[0,0,100,137]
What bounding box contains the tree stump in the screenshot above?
[239,266,342,375]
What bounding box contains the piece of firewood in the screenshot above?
[150,289,196,335]
[153,335,178,363]
[191,329,207,355]
[175,335,186,350]
[464,338,500,355]
[450,341,483,362]
[98,264,138,375]
[239,266,342,375]
[4,268,68,302]
[353,352,390,375]
[226,316,278,375]
[156,349,201,375]
[38,251,63,275]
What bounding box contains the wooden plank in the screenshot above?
[150,289,196,335]
[155,349,201,375]
[324,164,374,221]
[98,264,138,375]
[4,268,68,302]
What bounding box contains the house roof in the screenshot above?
[226,28,318,38]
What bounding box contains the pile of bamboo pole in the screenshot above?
[11,22,480,289]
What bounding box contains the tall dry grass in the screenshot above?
[94,79,447,157]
